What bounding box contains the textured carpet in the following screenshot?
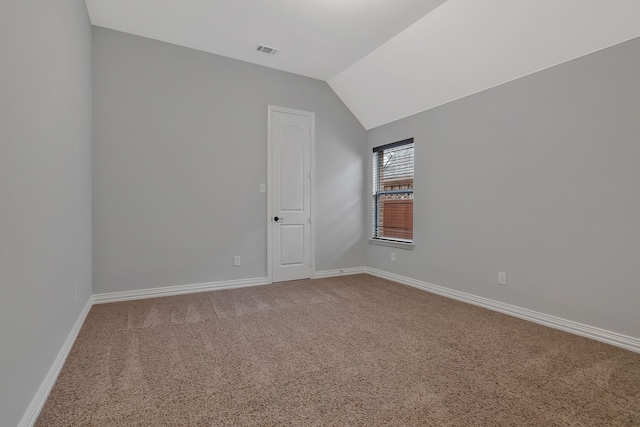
[37,274,640,426]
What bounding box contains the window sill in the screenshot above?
[368,238,414,250]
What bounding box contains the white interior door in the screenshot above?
[269,106,314,282]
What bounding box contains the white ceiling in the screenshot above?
[86,0,640,130]
[329,0,640,129]
[85,0,446,81]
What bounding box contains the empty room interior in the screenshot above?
[2,0,640,425]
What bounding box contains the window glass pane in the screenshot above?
[372,139,414,242]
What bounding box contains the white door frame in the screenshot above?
[267,105,316,283]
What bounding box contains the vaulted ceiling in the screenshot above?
[86,0,640,129]
[85,0,445,80]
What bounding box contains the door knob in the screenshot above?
[274,216,283,222]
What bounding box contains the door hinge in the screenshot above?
[308,217,312,224]
[308,172,312,180]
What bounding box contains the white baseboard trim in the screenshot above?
[366,267,640,353]
[18,297,93,427]
[93,276,270,304]
[314,267,367,279]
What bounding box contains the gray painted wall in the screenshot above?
[92,28,367,294]
[367,37,640,339]
[0,1,93,426]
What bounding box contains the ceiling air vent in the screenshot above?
[256,44,279,55]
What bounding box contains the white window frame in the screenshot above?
[370,138,415,249]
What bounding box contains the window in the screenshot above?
[372,138,414,243]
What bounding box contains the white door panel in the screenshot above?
[280,128,305,212]
[269,107,314,282]
[280,225,304,265]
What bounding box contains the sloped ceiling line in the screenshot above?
[86,0,640,130]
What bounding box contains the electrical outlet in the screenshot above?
[391,252,396,262]
[498,272,507,286]
[259,183,265,193]
[74,284,78,301]
[234,256,241,267]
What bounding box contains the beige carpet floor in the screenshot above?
[37,274,640,426]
